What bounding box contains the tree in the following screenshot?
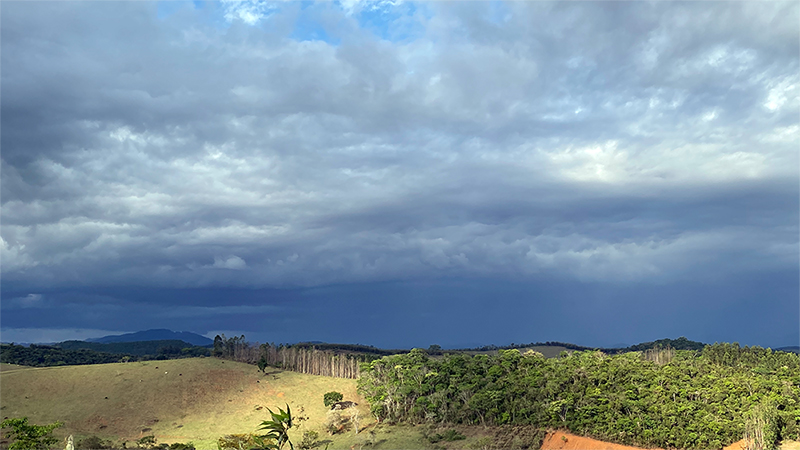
[323,392,343,408]
[0,417,63,450]
[213,335,224,357]
[256,405,294,450]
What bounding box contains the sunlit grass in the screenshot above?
[0,359,370,448]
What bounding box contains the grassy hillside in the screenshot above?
[0,358,385,449]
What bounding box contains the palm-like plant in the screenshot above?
[255,404,294,450]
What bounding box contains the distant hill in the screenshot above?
[448,337,708,357]
[610,336,707,353]
[777,346,800,354]
[87,329,212,346]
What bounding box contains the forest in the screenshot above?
[0,342,209,367]
[57,340,211,357]
[357,343,800,450]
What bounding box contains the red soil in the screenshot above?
[541,431,662,450]
[722,440,748,450]
[541,431,750,450]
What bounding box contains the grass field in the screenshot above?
[0,358,409,449]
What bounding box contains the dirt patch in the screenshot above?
[723,439,747,450]
[721,439,800,450]
[541,431,662,450]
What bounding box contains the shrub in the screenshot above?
[77,435,113,449]
[426,428,466,443]
[323,392,343,408]
[297,430,320,450]
[217,434,260,450]
[0,417,63,450]
[325,410,350,435]
[168,443,196,450]
[137,435,157,449]
[468,436,494,450]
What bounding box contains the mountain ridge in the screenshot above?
[86,329,212,346]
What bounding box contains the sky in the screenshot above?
[1,0,798,349]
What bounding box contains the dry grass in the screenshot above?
[0,359,370,448]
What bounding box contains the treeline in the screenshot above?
[1,344,125,367]
[211,334,370,379]
[259,343,364,378]
[357,344,800,450]
[452,342,594,352]
[611,336,706,353]
[702,341,800,370]
[0,342,210,367]
[457,336,706,354]
[291,342,406,356]
[58,339,210,357]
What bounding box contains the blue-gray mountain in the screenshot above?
[86,329,212,346]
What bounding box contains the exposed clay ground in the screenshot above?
[542,431,664,450]
[542,431,799,450]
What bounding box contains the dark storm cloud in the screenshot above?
[1,1,797,346]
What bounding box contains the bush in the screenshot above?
[325,410,351,435]
[323,392,343,408]
[297,430,320,450]
[168,443,196,450]
[77,435,113,449]
[217,434,259,450]
[0,417,63,450]
[426,428,466,443]
[137,435,157,449]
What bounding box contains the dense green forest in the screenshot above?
[611,336,707,353]
[0,344,125,367]
[358,343,800,450]
[58,339,210,357]
[0,342,209,367]
[291,342,406,356]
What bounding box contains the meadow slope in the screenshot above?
[0,358,382,448]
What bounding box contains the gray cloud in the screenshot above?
[1,1,797,346]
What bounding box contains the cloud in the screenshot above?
[3,294,46,310]
[0,1,797,346]
[0,328,125,344]
[211,255,248,270]
[221,0,278,25]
